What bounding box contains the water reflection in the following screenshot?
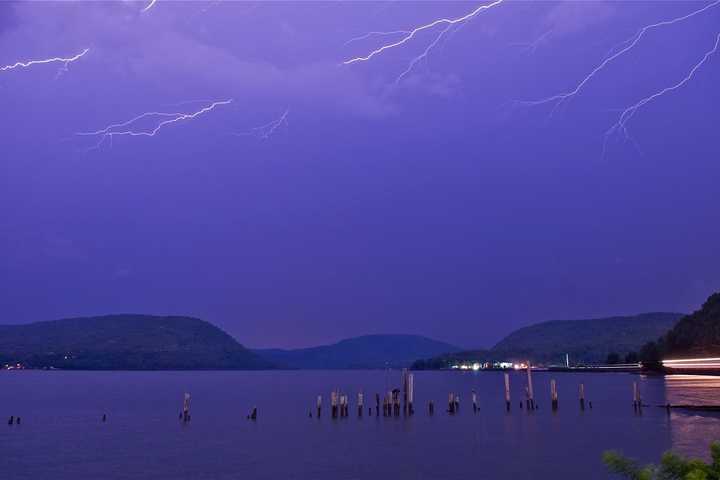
[664,375,720,458]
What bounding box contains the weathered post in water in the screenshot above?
[250,406,257,420]
[393,389,401,417]
[402,369,409,415]
[579,384,585,411]
[401,369,415,416]
[182,393,191,422]
[526,364,535,410]
[550,379,558,411]
[358,391,364,417]
[472,390,478,413]
[407,373,414,415]
[317,395,322,418]
[448,393,456,414]
[504,372,511,412]
[331,391,338,419]
[429,400,434,415]
[633,382,642,413]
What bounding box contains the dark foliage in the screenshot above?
[638,291,720,365]
[606,352,621,364]
[603,442,720,479]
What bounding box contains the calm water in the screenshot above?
[1,371,718,479]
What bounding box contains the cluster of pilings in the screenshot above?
[7,371,657,428]
[307,365,602,419]
[313,369,415,419]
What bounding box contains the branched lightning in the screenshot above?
[604,32,720,154]
[395,23,454,84]
[77,99,233,150]
[343,0,506,77]
[523,0,720,109]
[234,109,289,140]
[0,48,89,73]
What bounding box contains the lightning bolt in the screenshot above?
[604,32,720,155]
[395,23,454,84]
[511,29,553,56]
[142,0,158,12]
[343,0,505,81]
[344,31,411,47]
[234,109,289,140]
[523,0,720,109]
[77,99,233,150]
[0,48,89,73]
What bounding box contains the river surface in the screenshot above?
[1,370,718,479]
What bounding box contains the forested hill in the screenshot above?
[491,312,682,363]
[0,315,272,370]
[254,334,461,369]
[413,312,682,368]
[645,292,720,359]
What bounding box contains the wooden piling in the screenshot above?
[358,391,364,417]
[102,413,107,422]
[632,382,641,412]
[317,395,322,418]
[375,393,380,417]
[448,393,455,414]
[250,406,257,421]
[331,390,338,419]
[472,390,478,413]
[526,363,535,410]
[8,416,14,425]
[407,373,414,415]
[504,372,511,411]
[402,369,409,415]
[579,384,585,411]
[392,389,401,417]
[182,392,191,422]
[429,400,434,415]
[550,379,558,411]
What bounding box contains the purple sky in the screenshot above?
[1,1,719,349]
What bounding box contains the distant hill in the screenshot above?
[0,315,272,370]
[413,312,683,368]
[254,335,461,369]
[640,292,720,362]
